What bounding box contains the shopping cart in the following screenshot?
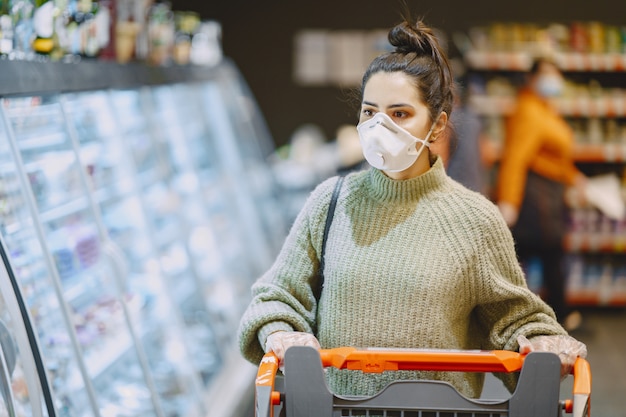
[255,346,591,417]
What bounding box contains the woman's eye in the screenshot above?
[362,109,373,117]
[393,110,408,118]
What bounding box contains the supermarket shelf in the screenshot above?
[571,143,626,163]
[481,139,626,164]
[531,285,626,307]
[463,23,626,311]
[469,95,626,118]
[564,233,626,254]
[465,50,626,72]
[567,290,626,307]
[525,277,626,308]
[0,58,232,96]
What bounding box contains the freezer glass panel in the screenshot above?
[207,66,287,255]
[63,90,207,416]
[3,96,84,215]
[1,97,98,416]
[147,83,257,353]
[2,96,159,417]
[0,281,42,416]
[0,112,50,417]
[197,80,284,282]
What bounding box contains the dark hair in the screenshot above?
[360,18,455,123]
[528,57,558,74]
[529,57,559,75]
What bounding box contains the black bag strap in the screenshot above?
[317,175,344,299]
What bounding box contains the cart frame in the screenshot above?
[255,346,591,417]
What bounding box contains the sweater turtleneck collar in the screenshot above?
[367,157,449,204]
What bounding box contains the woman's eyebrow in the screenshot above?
[362,101,414,109]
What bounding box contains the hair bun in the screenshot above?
[388,20,437,57]
[360,16,455,120]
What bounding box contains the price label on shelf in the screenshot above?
[614,237,626,253]
[619,144,626,162]
[588,54,604,71]
[604,54,618,72]
[616,55,626,72]
[611,95,625,117]
[570,53,586,71]
[603,143,623,162]
[587,234,602,252]
[565,233,583,252]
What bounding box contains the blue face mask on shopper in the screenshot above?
[535,75,564,98]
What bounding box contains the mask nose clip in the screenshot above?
[378,118,398,134]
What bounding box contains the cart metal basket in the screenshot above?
[255,346,591,417]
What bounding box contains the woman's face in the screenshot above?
[531,61,565,98]
[359,71,433,139]
[359,71,447,178]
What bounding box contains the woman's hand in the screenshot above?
[517,334,587,378]
[265,331,321,371]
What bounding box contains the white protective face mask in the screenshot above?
[357,112,437,172]
[535,74,565,98]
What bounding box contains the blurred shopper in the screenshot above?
[446,69,487,194]
[496,58,586,331]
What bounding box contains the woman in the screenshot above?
[496,58,586,330]
[237,17,586,398]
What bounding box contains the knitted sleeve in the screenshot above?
[237,177,338,365]
[470,204,568,352]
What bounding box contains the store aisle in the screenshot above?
[239,308,626,417]
[567,307,626,417]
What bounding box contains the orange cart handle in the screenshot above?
[255,348,591,417]
[255,352,282,417]
[564,357,592,417]
[319,346,525,373]
[572,356,592,395]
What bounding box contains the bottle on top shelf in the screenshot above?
[146,0,173,66]
[0,0,13,55]
[31,0,57,55]
[12,0,36,58]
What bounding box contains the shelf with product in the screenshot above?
[460,21,626,308]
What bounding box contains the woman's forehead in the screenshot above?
[363,72,423,106]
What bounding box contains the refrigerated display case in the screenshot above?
[0,58,287,417]
[0,233,57,417]
[2,93,169,417]
[63,89,209,417]
[0,107,59,417]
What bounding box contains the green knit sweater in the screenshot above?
[237,157,567,398]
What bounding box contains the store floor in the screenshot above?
[239,307,626,417]
[567,307,626,417]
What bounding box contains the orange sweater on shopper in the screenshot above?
[497,89,581,208]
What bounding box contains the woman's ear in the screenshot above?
[432,111,448,140]
[428,111,450,165]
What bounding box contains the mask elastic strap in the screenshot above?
[407,119,438,156]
